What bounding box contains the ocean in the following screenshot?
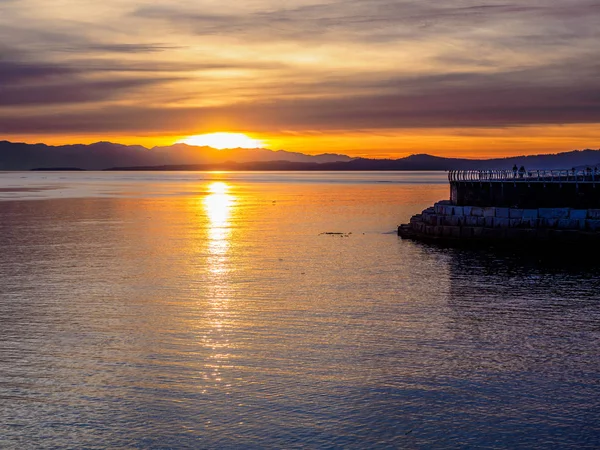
[1,171,599,448]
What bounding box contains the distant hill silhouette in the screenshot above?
[1,140,600,171]
[107,150,600,171]
[0,140,352,170]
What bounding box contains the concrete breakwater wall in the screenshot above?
[450,180,600,208]
[399,200,600,241]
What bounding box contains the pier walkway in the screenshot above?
[449,169,600,184]
[449,168,600,209]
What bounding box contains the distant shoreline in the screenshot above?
[103,162,449,171]
[31,167,86,171]
[2,140,599,171]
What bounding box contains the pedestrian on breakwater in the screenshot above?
[512,164,518,178]
[519,165,526,178]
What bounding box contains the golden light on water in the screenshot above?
[208,181,229,195]
[179,132,264,150]
[201,181,236,386]
[204,182,234,270]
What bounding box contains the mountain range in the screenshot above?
[0,141,352,170]
[1,140,600,171]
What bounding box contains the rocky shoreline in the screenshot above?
[399,200,600,243]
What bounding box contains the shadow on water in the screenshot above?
[392,240,600,448]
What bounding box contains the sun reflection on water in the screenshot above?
[204,182,234,266]
[201,181,236,388]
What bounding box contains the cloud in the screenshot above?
[2,64,599,133]
[61,43,182,54]
[0,0,599,138]
[132,1,600,45]
[0,60,78,84]
[0,77,181,106]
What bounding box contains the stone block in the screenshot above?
[523,209,539,219]
[450,227,461,238]
[496,208,510,218]
[509,209,524,219]
[523,218,539,228]
[448,216,459,226]
[509,219,523,228]
[465,216,478,226]
[442,226,453,237]
[484,217,494,228]
[539,208,570,219]
[483,207,496,217]
[434,203,444,214]
[477,217,486,227]
[587,220,600,231]
[471,207,484,217]
[588,209,600,219]
[434,226,444,236]
[579,220,587,231]
[472,227,483,238]
[494,218,510,228]
[540,218,558,228]
[569,209,588,220]
[463,206,472,216]
[452,206,464,216]
[557,219,579,230]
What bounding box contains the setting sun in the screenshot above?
[179,133,264,150]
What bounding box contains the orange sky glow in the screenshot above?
[1,1,599,159]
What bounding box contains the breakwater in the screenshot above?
[399,168,600,243]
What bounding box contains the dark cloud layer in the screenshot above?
[0,60,78,84]
[2,67,599,133]
[0,77,180,106]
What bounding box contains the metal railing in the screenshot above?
[449,169,600,183]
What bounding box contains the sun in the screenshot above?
[178,132,264,150]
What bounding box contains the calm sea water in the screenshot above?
[1,171,599,449]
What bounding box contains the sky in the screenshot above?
[1,0,599,158]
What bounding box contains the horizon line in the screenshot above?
[2,138,599,162]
